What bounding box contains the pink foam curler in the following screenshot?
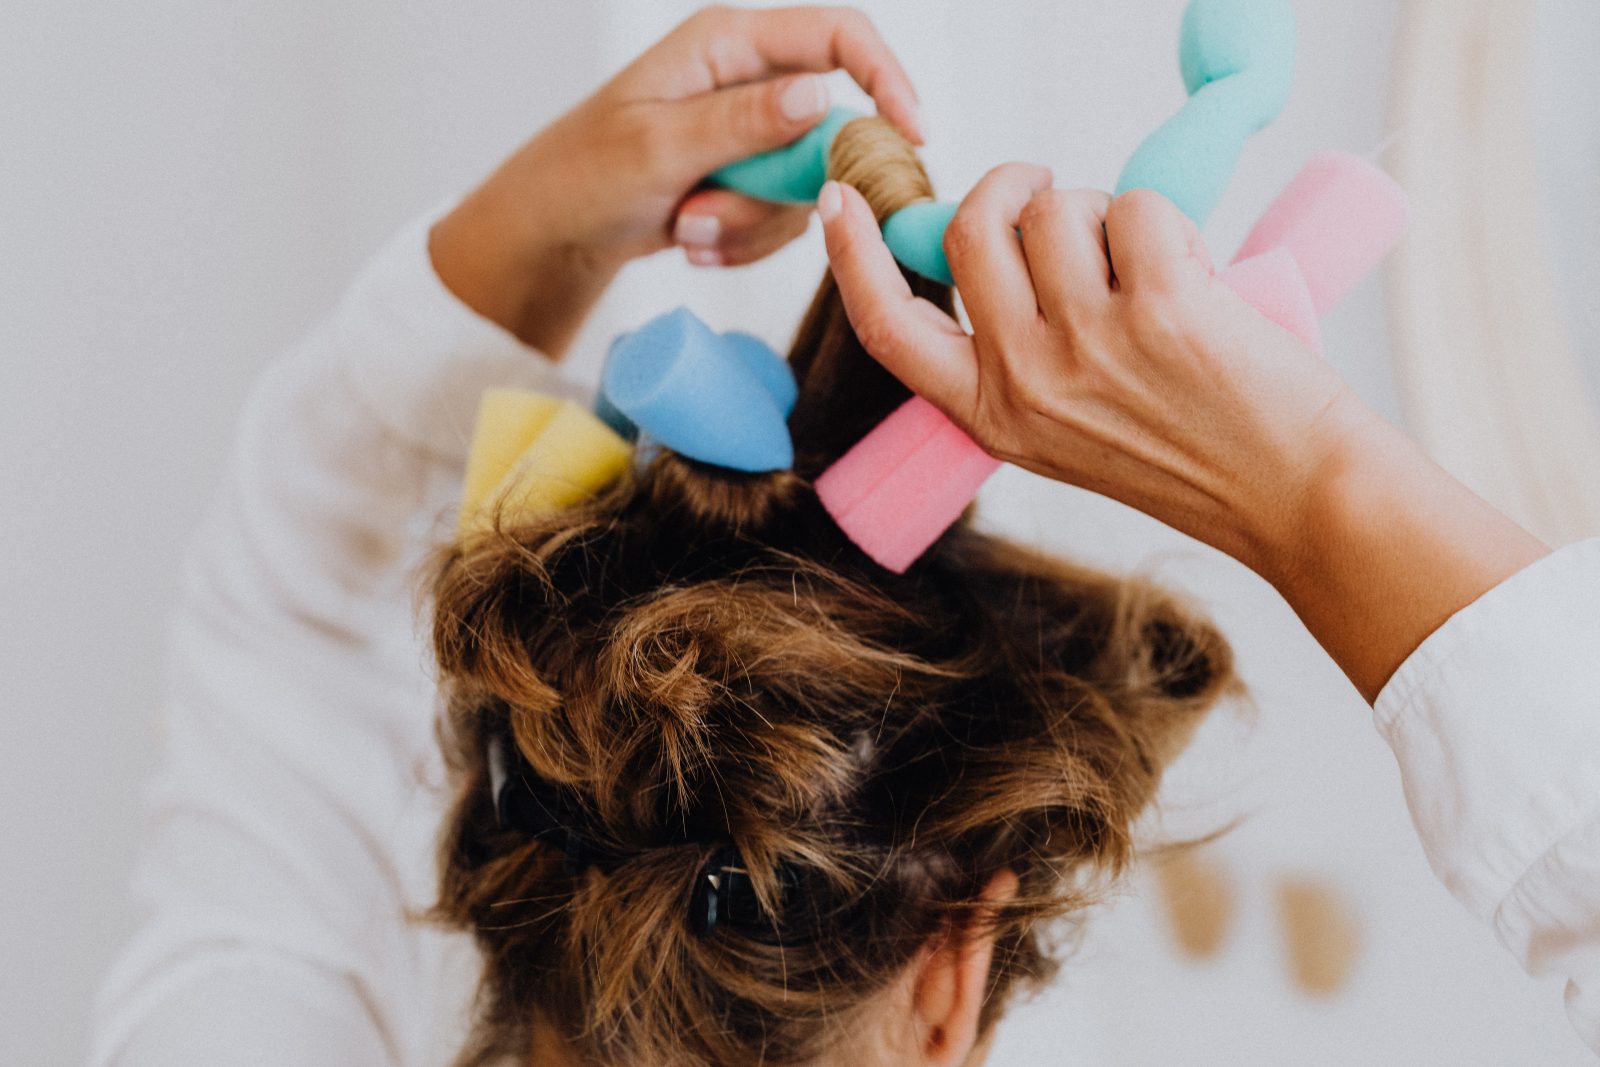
[814,397,1000,574]
[1232,150,1410,316]
[1219,249,1323,353]
[818,152,1409,574]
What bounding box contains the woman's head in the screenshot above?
[428,117,1238,1067]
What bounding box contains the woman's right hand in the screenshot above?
[818,167,1549,700]
[818,165,1363,572]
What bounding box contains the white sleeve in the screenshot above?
[91,207,586,1066]
[1374,537,1600,1055]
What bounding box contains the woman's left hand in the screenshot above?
[430,4,921,354]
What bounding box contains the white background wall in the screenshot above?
[2,1,1593,1063]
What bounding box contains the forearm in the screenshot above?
[1257,407,1551,703]
[428,158,620,356]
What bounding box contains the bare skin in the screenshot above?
[816,173,1550,701]
[428,3,922,355]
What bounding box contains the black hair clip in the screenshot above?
[690,845,805,939]
[488,735,802,934]
[487,733,621,875]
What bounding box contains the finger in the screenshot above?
[674,188,812,266]
[674,187,803,247]
[656,71,836,183]
[718,206,812,266]
[944,162,1053,333]
[623,5,923,143]
[1104,188,1208,294]
[1015,188,1113,320]
[819,181,977,412]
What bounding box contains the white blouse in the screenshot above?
[90,210,1600,1064]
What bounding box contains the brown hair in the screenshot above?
[427,117,1239,1067]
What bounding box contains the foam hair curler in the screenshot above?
[813,396,1000,574]
[718,1,1295,284]
[1232,150,1412,316]
[1218,151,1411,353]
[1117,0,1298,225]
[1219,249,1323,352]
[709,107,862,203]
[880,201,959,286]
[600,307,797,473]
[458,390,633,538]
[709,107,959,285]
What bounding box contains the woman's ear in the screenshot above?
[910,869,1020,1066]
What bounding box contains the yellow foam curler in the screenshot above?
[457,389,633,538]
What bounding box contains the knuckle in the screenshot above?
[1113,187,1170,224]
[942,211,983,265]
[979,161,1029,191]
[690,4,736,28]
[1066,186,1113,222]
[828,5,872,33]
[1019,187,1070,230]
[997,161,1052,194]
[851,311,902,357]
[1082,187,1114,213]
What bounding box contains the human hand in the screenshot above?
[819,169,1549,700]
[816,167,1367,575]
[431,4,921,354]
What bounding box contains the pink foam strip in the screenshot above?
[816,397,999,574]
[1219,249,1324,353]
[813,394,948,519]
[1232,150,1410,316]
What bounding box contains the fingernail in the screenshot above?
[817,181,842,224]
[780,74,829,122]
[685,247,723,267]
[674,213,720,247]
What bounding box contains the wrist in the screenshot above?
[1238,388,1391,591]
[429,185,621,356]
[1243,394,1551,701]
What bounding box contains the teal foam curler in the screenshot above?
[710,106,959,285]
[882,201,959,286]
[1116,0,1296,225]
[709,107,862,203]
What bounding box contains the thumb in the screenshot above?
[664,73,832,182]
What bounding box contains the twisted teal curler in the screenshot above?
[708,107,860,203]
[1116,0,1297,225]
[709,107,959,285]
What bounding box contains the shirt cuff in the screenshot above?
[331,200,589,465]
[1373,537,1600,920]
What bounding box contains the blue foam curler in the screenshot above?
[709,107,862,203]
[601,308,795,473]
[882,201,959,286]
[722,330,799,416]
[594,337,641,440]
[1116,0,1296,225]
